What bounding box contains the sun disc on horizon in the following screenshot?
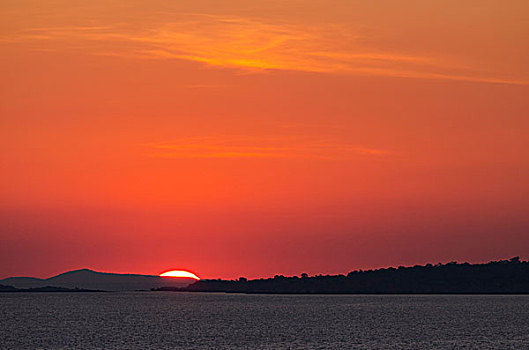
[159,270,200,280]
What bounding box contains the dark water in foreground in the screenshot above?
[1,293,528,349]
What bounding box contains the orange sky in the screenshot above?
[1,0,528,279]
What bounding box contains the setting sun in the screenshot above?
[160,270,200,280]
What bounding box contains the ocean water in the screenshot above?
[1,293,528,349]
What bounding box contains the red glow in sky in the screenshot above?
[1,0,528,279]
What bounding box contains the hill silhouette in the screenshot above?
[1,269,195,291]
[154,257,529,294]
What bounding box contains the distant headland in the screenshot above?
[0,269,195,292]
[155,257,529,294]
[2,258,528,294]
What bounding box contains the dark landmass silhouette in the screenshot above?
[154,257,529,294]
[0,269,195,292]
[0,284,103,293]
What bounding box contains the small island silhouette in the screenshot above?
[0,285,103,293]
[154,257,529,294]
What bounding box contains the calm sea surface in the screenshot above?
[1,292,528,349]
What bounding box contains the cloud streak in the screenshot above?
[146,136,392,160]
[4,15,527,85]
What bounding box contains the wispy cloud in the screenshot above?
[146,136,392,160]
[4,15,527,85]
[125,16,436,73]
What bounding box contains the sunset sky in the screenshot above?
[1,0,528,279]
